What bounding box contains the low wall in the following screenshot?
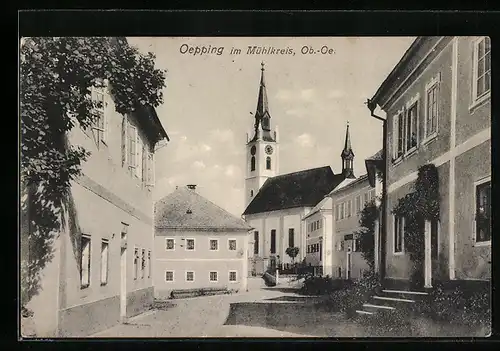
[126,286,154,318]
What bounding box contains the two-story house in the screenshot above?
[21,48,169,337]
[154,185,252,298]
[368,36,491,291]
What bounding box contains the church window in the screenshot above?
[251,156,256,171]
[266,157,271,170]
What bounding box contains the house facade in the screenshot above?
[368,36,491,289]
[154,185,252,298]
[329,174,375,280]
[21,57,169,336]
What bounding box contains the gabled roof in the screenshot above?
[303,196,332,221]
[243,166,345,215]
[155,186,252,232]
[365,149,383,187]
[328,173,369,196]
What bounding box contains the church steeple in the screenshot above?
[341,122,355,179]
[251,62,275,142]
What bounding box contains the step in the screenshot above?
[363,303,396,311]
[373,296,415,303]
[382,289,428,296]
[355,310,374,315]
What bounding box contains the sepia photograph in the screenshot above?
[19,35,491,338]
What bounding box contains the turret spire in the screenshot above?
[341,121,355,178]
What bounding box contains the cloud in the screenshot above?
[296,133,315,148]
[224,164,241,178]
[300,89,315,101]
[285,109,303,117]
[327,89,345,99]
[201,143,212,152]
[180,135,188,142]
[276,89,293,100]
[208,129,234,144]
[192,160,206,170]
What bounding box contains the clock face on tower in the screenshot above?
[265,145,274,155]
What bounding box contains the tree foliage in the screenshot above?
[20,37,166,309]
[285,246,300,264]
[354,199,380,272]
[392,164,440,286]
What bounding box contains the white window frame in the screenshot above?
[229,270,238,283]
[340,203,345,220]
[209,271,218,282]
[404,94,420,155]
[100,239,109,286]
[228,238,237,251]
[347,200,352,218]
[424,74,441,143]
[471,36,491,107]
[355,195,361,213]
[209,238,219,251]
[473,176,491,247]
[393,215,405,255]
[80,235,91,289]
[127,124,138,176]
[90,82,107,148]
[185,271,195,282]
[185,238,195,251]
[165,270,174,282]
[392,106,405,163]
[165,238,175,251]
[335,204,340,221]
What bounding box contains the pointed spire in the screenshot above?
[256,61,269,119]
[343,121,352,154]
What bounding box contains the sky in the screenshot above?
[127,37,415,217]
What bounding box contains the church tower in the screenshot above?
[245,62,279,208]
[341,122,355,179]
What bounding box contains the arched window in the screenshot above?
[250,190,254,197]
[266,157,271,170]
[251,156,256,171]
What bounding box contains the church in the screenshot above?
[242,63,357,276]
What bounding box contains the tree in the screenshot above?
[285,247,300,265]
[354,199,380,272]
[20,37,166,311]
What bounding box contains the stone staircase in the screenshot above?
[355,289,429,320]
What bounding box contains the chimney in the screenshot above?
[187,184,197,190]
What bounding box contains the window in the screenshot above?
[355,195,361,213]
[253,231,259,255]
[100,240,109,286]
[394,110,405,158]
[186,239,195,251]
[136,137,143,179]
[251,156,256,171]
[229,271,237,282]
[370,190,376,201]
[228,239,237,251]
[353,238,361,252]
[347,200,352,218]
[90,85,106,148]
[146,151,155,187]
[209,239,219,251]
[141,249,146,279]
[80,235,91,289]
[340,203,345,220]
[209,271,218,282]
[307,245,310,254]
[270,229,276,254]
[335,204,340,220]
[475,180,491,243]
[133,248,139,280]
[364,192,369,205]
[319,242,323,261]
[266,157,271,170]
[186,271,194,282]
[127,124,137,175]
[250,190,254,197]
[394,216,404,253]
[473,37,491,101]
[165,271,174,282]
[165,238,175,251]
[425,78,439,138]
[288,229,295,248]
[147,251,151,278]
[406,102,418,151]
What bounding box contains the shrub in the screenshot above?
[299,275,352,296]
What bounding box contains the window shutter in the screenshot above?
[121,116,128,167]
[142,145,147,184]
[392,115,398,158]
[135,132,141,178]
[147,150,155,187]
